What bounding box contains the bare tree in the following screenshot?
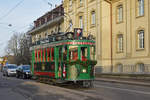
[7,33,19,56]
[5,32,31,65]
[17,33,31,65]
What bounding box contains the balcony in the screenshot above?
[29,16,64,34]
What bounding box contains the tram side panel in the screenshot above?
[31,41,96,83]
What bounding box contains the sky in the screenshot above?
[0,0,62,56]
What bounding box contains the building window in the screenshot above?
[137,30,144,49]
[35,35,38,41]
[45,33,48,38]
[117,34,123,52]
[51,30,54,34]
[39,35,41,40]
[69,0,72,10]
[69,20,73,31]
[58,26,61,32]
[69,0,72,6]
[137,0,144,16]
[117,5,123,23]
[117,64,123,73]
[55,28,57,33]
[33,37,36,43]
[136,63,145,73]
[80,0,83,5]
[78,0,83,7]
[79,16,83,29]
[91,11,96,25]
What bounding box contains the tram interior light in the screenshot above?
[82,69,87,73]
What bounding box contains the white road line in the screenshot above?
[95,85,150,95]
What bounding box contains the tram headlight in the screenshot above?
[82,69,87,73]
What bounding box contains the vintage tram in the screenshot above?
[30,28,97,87]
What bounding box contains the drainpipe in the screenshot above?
[104,0,113,72]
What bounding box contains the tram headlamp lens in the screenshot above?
[82,69,87,73]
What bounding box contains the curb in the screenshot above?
[95,78,150,87]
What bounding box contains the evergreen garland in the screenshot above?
[65,60,97,67]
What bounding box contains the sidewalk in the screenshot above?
[95,77,150,87]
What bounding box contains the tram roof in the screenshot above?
[30,39,95,50]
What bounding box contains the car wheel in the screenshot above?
[22,74,26,79]
[16,74,19,78]
[7,72,9,77]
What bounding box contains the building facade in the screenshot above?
[63,0,112,68]
[29,5,64,44]
[64,0,150,74]
[111,0,150,73]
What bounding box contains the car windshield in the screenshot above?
[7,65,17,69]
[23,66,30,70]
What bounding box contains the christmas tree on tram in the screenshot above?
[30,28,97,87]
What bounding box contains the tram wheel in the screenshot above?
[82,81,92,88]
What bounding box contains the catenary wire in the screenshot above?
[0,0,25,20]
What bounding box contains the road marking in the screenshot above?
[95,85,150,95]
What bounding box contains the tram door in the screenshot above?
[79,46,90,79]
[55,47,63,79]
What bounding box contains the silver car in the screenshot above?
[3,64,17,77]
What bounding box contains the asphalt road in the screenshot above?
[1,72,150,100]
[83,81,150,100]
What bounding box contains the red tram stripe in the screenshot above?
[34,72,55,77]
[64,42,94,45]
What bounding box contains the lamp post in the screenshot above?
[0,23,12,27]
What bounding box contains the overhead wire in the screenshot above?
[0,0,25,20]
[42,0,48,4]
[41,0,53,9]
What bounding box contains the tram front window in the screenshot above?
[63,46,67,61]
[81,47,88,61]
[51,48,54,61]
[59,47,62,61]
[69,46,78,61]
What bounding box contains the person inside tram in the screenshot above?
[51,48,54,61]
[63,46,67,61]
[81,47,87,61]
[73,51,78,60]
[63,50,67,61]
[69,48,78,61]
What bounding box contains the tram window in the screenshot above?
[35,50,37,62]
[63,46,67,61]
[43,49,46,61]
[38,50,41,62]
[50,63,55,72]
[51,48,54,61]
[90,46,95,60]
[34,63,37,71]
[41,49,43,61]
[69,46,78,61]
[81,47,88,61]
[59,47,62,61]
[47,48,50,61]
[41,63,45,71]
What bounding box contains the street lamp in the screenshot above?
[0,22,12,27]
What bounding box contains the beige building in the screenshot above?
[64,0,150,73]
[29,5,64,44]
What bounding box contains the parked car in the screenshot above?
[16,65,31,79]
[2,64,17,77]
